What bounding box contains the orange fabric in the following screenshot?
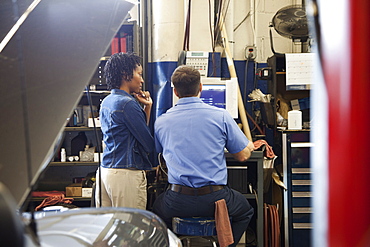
[253,140,276,159]
[35,194,74,211]
[32,191,65,197]
[215,199,234,247]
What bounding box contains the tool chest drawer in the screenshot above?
[282,130,313,247]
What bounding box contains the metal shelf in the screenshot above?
[83,90,110,94]
[31,196,91,201]
[49,162,99,166]
[64,127,101,131]
[244,194,257,200]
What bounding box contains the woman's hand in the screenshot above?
[134,90,152,125]
[134,90,153,106]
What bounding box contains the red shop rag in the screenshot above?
[35,194,74,211]
[215,199,234,247]
[253,139,276,159]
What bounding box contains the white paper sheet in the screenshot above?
[285,53,314,90]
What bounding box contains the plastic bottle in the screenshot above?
[61,148,66,162]
[288,110,302,130]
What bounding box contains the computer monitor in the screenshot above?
[172,77,238,118]
[200,84,226,109]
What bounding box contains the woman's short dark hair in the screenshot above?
[171,65,200,97]
[104,52,141,90]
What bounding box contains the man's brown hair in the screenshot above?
[171,65,201,98]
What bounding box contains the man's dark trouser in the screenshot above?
[152,186,254,247]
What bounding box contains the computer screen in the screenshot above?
[172,77,238,118]
[200,84,226,109]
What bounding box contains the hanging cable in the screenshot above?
[214,0,222,46]
[243,57,249,103]
[233,11,251,32]
[208,0,218,77]
[183,0,192,51]
[214,0,232,49]
[244,58,264,135]
[208,0,214,52]
[85,86,102,207]
[246,111,265,135]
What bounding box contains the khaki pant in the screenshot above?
[95,167,147,209]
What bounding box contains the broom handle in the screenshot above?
[220,20,253,141]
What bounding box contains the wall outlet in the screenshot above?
[245,45,257,60]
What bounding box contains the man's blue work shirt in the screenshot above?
[154,97,250,187]
[100,89,154,170]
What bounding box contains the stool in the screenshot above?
[172,217,218,247]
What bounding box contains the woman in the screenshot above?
[95,52,154,209]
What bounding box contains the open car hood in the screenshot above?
[0,0,134,206]
[22,207,175,247]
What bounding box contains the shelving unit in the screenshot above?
[266,54,310,132]
[65,126,102,131]
[31,197,92,202]
[30,92,107,210]
[266,54,312,246]
[49,162,99,167]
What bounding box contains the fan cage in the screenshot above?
[272,5,309,42]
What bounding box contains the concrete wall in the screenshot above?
[253,0,304,62]
[150,0,303,63]
[147,0,305,122]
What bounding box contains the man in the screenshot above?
[95,52,154,209]
[153,65,255,246]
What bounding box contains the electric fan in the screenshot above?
[270,5,310,54]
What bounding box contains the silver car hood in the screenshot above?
[22,207,177,247]
[0,0,133,206]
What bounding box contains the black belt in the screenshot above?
[169,184,225,196]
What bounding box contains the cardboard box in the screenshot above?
[66,183,82,197]
[82,188,92,197]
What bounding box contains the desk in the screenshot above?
[226,151,264,247]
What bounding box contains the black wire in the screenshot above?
[222,0,231,24]
[244,56,264,135]
[222,0,231,28]
[243,57,249,102]
[234,11,251,32]
[214,0,222,45]
[85,86,102,207]
[207,0,218,77]
[208,0,214,52]
[269,25,283,56]
[214,0,223,46]
[183,0,192,51]
[252,59,258,133]
[214,0,231,46]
